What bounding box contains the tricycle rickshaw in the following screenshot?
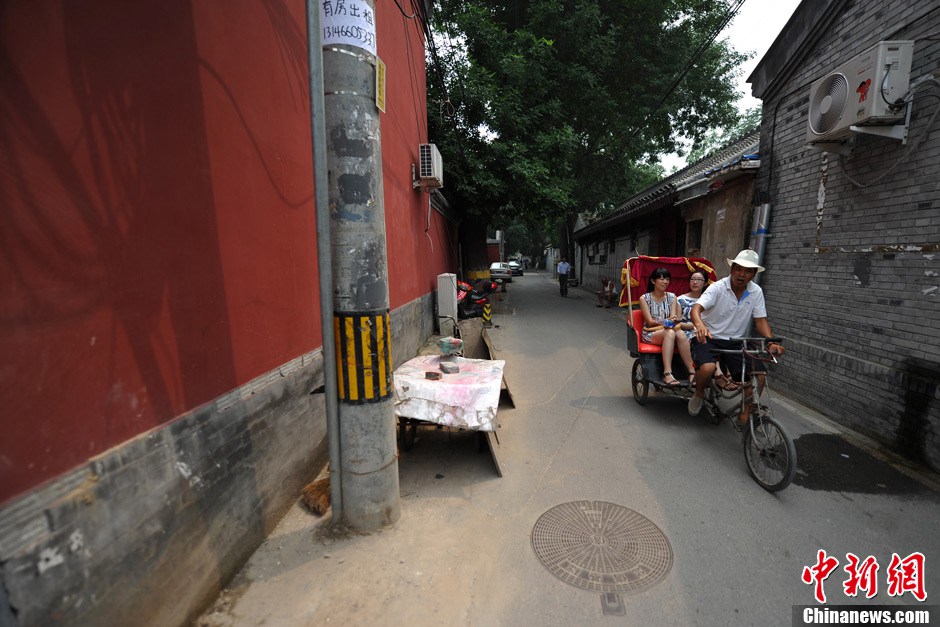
[622,255,797,492]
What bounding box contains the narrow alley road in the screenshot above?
[198,270,940,626]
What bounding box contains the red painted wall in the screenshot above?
[0,0,453,505]
[378,9,455,305]
[487,244,501,264]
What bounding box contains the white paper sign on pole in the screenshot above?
[321,0,377,56]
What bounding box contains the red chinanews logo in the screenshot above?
[801,550,926,604]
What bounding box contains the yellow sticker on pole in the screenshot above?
[334,310,392,404]
[375,56,386,113]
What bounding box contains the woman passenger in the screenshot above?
[678,270,736,390]
[639,267,696,385]
[677,270,707,340]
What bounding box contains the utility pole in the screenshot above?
[319,0,400,531]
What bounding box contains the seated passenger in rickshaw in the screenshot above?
[638,267,696,386]
[679,270,736,390]
[687,250,785,422]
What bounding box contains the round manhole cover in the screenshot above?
[531,501,673,593]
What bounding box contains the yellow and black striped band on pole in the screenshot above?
[334,310,392,404]
[482,304,492,323]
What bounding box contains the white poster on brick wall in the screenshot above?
[321,0,376,56]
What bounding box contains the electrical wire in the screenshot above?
[839,75,940,188]
[393,0,462,260]
[407,2,469,150]
[392,1,439,252]
[420,27,492,222]
[425,192,434,252]
[402,16,428,143]
[635,0,746,135]
[392,0,416,19]
[880,65,896,108]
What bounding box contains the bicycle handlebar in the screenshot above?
[711,337,785,359]
[727,337,784,344]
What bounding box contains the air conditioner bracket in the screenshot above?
[849,101,912,144]
[412,163,424,190]
[808,138,855,156]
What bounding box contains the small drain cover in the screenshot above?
[531,501,673,593]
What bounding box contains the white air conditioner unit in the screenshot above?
[436,273,457,335]
[418,143,443,189]
[805,40,913,147]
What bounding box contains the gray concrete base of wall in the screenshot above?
[0,292,436,625]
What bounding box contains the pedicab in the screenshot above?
[622,255,797,492]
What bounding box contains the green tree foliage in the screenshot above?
[503,216,552,262]
[427,0,748,241]
[686,105,761,163]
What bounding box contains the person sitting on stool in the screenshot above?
[596,277,614,308]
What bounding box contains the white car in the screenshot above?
[489,262,513,282]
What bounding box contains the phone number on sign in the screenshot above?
[323,25,375,49]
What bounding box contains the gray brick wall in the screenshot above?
[393,291,436,369]
[0,350,328,626]
[0,293,436,625]
[757,1,940,470]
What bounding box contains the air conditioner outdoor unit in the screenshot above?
[418,143,444,189]
[437,273,457,335]
[805,40,913,147]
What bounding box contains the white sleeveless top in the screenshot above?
[641,292,675,342]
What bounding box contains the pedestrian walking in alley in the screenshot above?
[557,257,570,296]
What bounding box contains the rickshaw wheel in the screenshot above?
[399,417,418,451]
[742,411,797,492]
[631,360,649,405]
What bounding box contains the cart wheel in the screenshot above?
[399,418,417,451]
[631,360,649,405]
[742,410,797,492]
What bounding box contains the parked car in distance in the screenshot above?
[489,262,512,282]
[507,260,523,276]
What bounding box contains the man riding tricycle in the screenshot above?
[623,251,797,492]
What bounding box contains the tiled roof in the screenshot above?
[574,128,761,240]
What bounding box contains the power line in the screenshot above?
[635,0,746,137]
[392,0,417,19]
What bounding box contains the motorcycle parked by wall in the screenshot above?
[457,279,498,319]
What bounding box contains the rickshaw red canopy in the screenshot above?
[619,256,718,308]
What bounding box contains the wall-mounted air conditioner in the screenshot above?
[805,40,913,148]
[418,143,443,189]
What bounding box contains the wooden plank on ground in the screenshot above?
[485,431,503,477]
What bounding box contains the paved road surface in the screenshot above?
[197,270,940,626]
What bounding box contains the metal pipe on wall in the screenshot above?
[749,202,772,285]
[305,0,343,520]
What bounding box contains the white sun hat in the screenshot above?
[726,249,765,273]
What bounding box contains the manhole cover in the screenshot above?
[531,501,673,593]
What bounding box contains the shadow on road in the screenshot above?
[793,433,938,497]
